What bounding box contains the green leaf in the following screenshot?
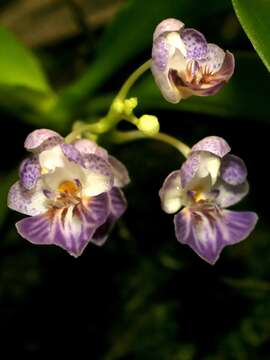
[85,52,270,123]
[0,27,51,93]
[60,0,231,106]
[232,0,270,71]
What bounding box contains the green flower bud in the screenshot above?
[138,115,160,136]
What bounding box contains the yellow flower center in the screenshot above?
[58,180,78,195]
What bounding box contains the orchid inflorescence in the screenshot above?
[7,18,257,264]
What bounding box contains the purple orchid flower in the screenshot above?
[151,18,235,103]
[8,129,130,257]
[159,136,258,264]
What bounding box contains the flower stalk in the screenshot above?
[107,130,191,158]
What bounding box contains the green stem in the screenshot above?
[108,130,191,158]
[65,61,152,142]
[116,60,152,100]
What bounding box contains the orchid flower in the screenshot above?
[159,136,258,264]
[151,18,235,103]
[8,129,130,257]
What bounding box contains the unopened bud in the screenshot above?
[124,97,138,115]
[138,115,160,136]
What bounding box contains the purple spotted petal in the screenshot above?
[174,207,258,264]
[8,181,47,216]
[108,155,130,188]
[220,154,247,186]
[19,157,41,190]
[83,153,112,177]
[16,193,110,257]
[24,129,63,153]
[159,170,182,214]
[181,28,208,60]
[180,152,201,188]
[73,139,108,160]
[153,18,184,41]
[61,143,83,165]
[152,35,170,71]
[201,43,225,73]
[191,136,231,158]
[214,180,249,208]
[92,187,127,245]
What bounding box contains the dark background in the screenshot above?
[0,0,269,358]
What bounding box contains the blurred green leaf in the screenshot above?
[0,27,51,93]
[86,52,270,122]
[0,27,58,128]
[232,0,270,71]
[60,0,231,108]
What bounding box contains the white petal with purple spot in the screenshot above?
[19,157,41,190]
[191,136,231,158]
[181,28,208,60]
[8,181,48,216]
[214,180,249,208]
[81,154,113,197]
[220,154,247,186]
[73,139,108,159]
[61,143,84,165]
[24,129,63,152]
[201,43,225,73]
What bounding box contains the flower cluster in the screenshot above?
[159,136,258,264]
[6,18,258,264]
[151,18,235,103]
[8,129,129,257]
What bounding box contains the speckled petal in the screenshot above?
[201,43,225,73]
[61,143,84,166]
[220,154,247,186]
[214,180,249,208]
[159,170,182,214]
[16,193,110,257]
[191,136,231,158]
[92,187,127,245]
[179,152,201,188]
[153,18,184,41]
[181,28,208,60]
[19,156,41,190]
[152,35,170,71]
[108,155,130,188]
[8,181,47,216]
[174,207,258,265]
[24,129,63,152]
[73,139,108,160]
[82,154,114,197]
